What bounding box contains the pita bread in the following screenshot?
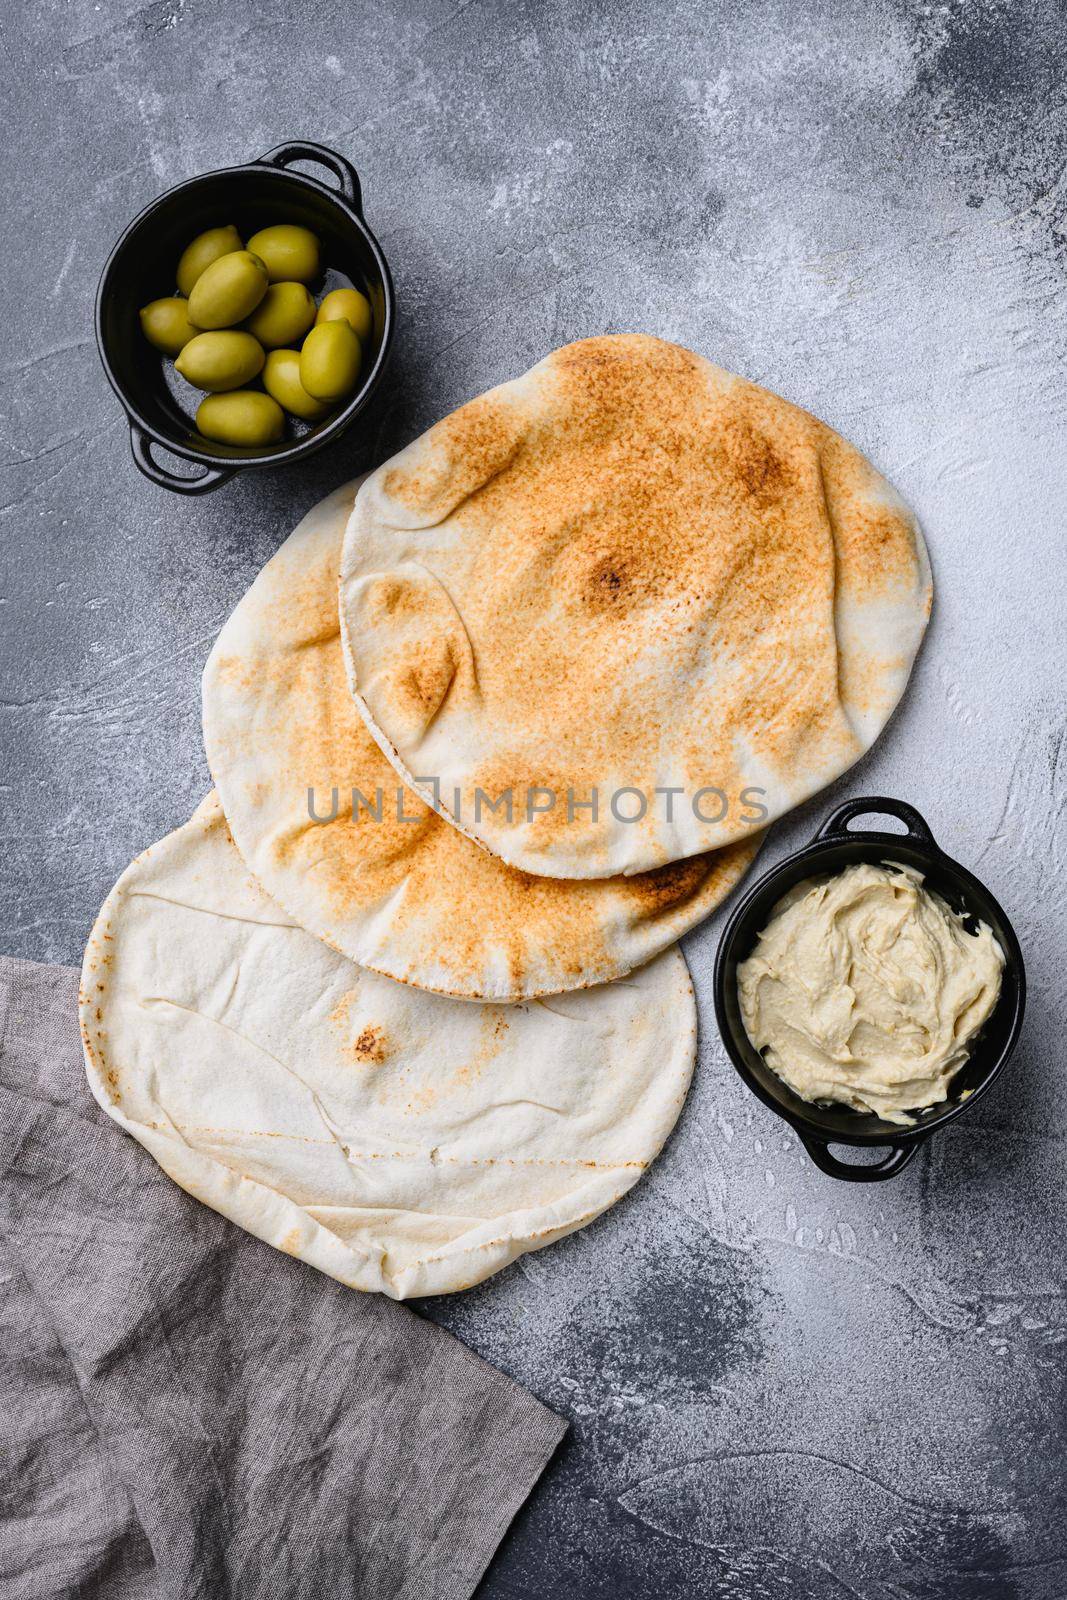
[80,796,697,1299]
[339,334,932,879]
[202,482,759,1002]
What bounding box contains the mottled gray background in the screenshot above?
[3,1,1066,1596]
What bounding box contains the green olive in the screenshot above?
[243,281,317,349]
[299,319,362,403]
[245,224,320,284]
[139,296,200,356]
[176,224,242,298]
[175,330,265,392]
[315,286,372,343]
[262,348,332,421]
[196,390,285,447]
[187,250,269,330]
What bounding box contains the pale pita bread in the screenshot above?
[80,796,697,1299]
[339,335,932,878]
[202,482,759,1002]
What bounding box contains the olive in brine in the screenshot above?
[299,319,362,403]
[175,331,265,392]
[244,282,316,349]
[176,224,242,297]
[315,286,372,343]
[187,251,269,330]
[246,224,320,284]
[262,349,332,421]
[196,391,285,447]
[139,296,199,356]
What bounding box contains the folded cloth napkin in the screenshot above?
[0,956,566,1600]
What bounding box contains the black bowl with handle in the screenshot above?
[95,140,395,495]
[713,796,1026,1182]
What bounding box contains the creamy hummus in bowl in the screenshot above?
[713,798,1025,1182]
[737,861,1005,1126]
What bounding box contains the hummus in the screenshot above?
[737,861,1004,1125]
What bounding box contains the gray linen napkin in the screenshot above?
[0,956,566,1600]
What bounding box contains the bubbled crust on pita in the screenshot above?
[202,483,760,1003]
[340,335,932,879]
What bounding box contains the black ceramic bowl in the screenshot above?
[713,797,1025,1182]
[96,141,395,494]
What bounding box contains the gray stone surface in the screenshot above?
[2,2,1066,1596]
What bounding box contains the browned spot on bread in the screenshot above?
[819,429,923,600]
[384,392,524,522]
[401,636,457,717]
[366,577,422,620]
[352,1025,388,1064]
[212,653,257,692]
[721,414,788,504]
[623,854,714,912]
[585,555,630,609]
[328,990,390,1067]
[629,832,762,920]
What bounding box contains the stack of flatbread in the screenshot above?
[82,335,932,1298]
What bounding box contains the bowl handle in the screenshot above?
[799,1133,924,1182]
[815,795,936,846]
[130,426,233,496]
[254,141,363,214]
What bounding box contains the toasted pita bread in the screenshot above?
[80,796,697,1299]
[202,482,759,1001]
[339,335,932,878]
